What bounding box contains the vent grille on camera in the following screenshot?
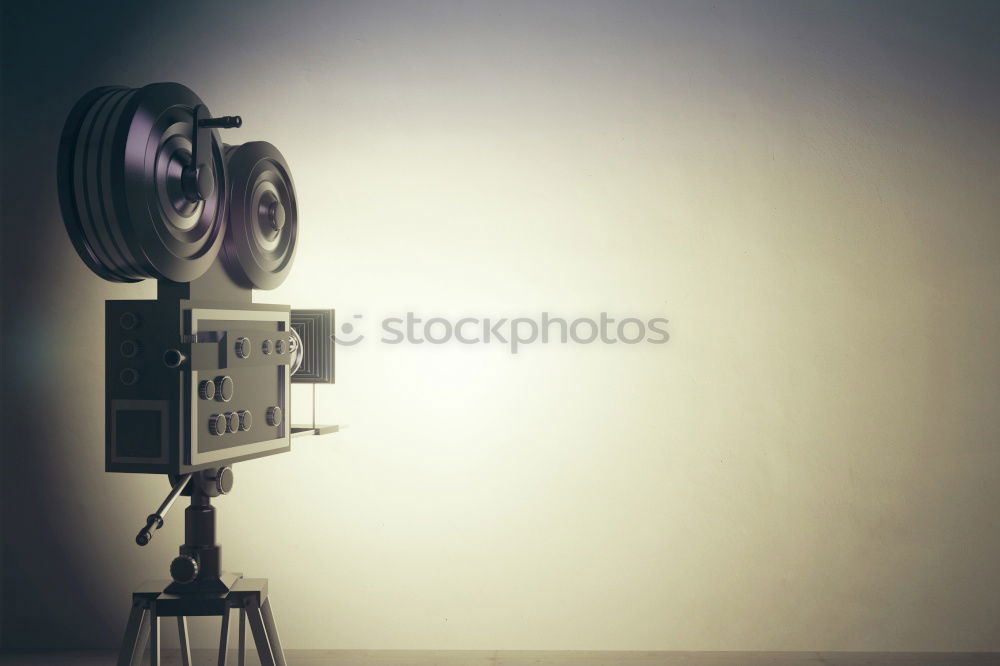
[290,309,334,384]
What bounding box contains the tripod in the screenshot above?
[118,471,287,665]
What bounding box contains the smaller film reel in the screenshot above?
[222,142,299,290]
[58,83,234,283]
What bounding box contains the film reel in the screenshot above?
[222,142,298,290]
[58,82,233,283]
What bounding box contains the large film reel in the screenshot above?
[222,142,298,290]
[58,83,230,283]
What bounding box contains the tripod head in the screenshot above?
[136,468,241,593]
[135,467,235,546]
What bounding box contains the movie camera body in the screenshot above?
[57,82,334,477]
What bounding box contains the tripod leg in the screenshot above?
[239,607,246,666]
[218,606,231,666]
[117,602,148,666]
[177,616,192,666]
[149,611,160,666]
[133,610,151,666]
[260,598,288,666]
[246,604,276,666]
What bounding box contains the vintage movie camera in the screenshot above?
[57,82,336,663]
[58,82,335,477]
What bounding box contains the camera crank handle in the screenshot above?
[183,106,242,202]
[135,474,192,546]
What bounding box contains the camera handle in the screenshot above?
[181,105,241,203]
[135,473,192,546]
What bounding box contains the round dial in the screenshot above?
[234,336,251,359]
[199,379,216,400]
[215,376,234,402]
[163,349,185,368]
[215,466,235,495]
[209,413,227,436]
[170,555,199,584]
[266,406,282,427]
[119,312,139,330]
[238,410,252,431]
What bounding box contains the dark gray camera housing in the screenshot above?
[57,82,336,475]
[106,294,335,474]
[108,297,290,474]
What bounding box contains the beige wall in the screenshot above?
[3,0,999,651]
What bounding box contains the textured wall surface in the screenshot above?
[2,0,999,651]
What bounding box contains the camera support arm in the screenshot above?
[135,473,192,546]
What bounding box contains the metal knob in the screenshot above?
[209,414,227,436]
[266,406,282,427]
[214,466,235,495]
[170,555,199,584]
[119,368,139,386]
[215,376,234,402]
[163,349,186,368]
[234,336,251,359]
[199,379,216,401]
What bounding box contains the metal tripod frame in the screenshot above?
[119,477,286,665]
[118,577,286,666]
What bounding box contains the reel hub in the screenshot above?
[222,141,299,290]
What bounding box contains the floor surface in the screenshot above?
[1,651,998,666]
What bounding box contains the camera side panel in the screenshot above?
[106,300,182,473]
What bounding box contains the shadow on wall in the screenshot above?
[0,0,171,649]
